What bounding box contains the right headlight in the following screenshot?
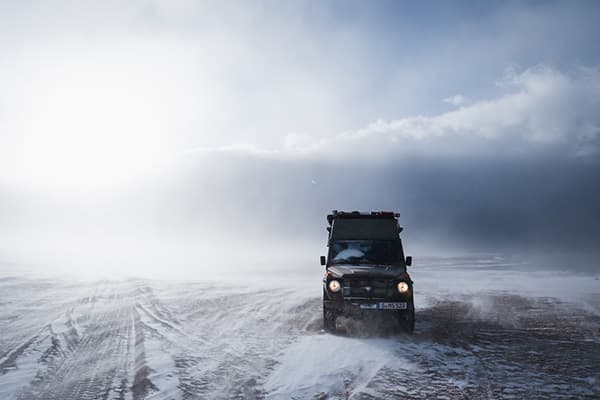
[397,281,409,293]
[328,280,341,293]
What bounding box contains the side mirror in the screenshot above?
[320,256,326,266]
[405,256,412,266]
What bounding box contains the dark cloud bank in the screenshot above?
[138,147,599,272]
[1,143,599,274]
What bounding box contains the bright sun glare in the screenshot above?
[5,44,195,191]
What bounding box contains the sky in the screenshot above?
[1,1,599,277]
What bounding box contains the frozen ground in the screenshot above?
[1,257,599,399]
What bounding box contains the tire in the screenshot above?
[323,308,337,333]
[398,309,415,334]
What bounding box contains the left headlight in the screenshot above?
[397,281,409,293]
[328,280,341,293]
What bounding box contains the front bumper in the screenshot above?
[323,298,413,318]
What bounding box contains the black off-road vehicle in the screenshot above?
[321,210,414,333]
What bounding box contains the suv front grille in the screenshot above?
[342,279,394,299]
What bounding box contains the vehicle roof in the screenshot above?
[326,210,399,225]
[327,211,403,242]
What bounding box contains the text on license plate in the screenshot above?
[359,302,407,310]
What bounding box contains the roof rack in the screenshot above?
[327,210,400,225]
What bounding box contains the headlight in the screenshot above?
[397,281,409,293]
[328,280,341,293]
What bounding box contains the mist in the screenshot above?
[2,141,599,278]
[2,65,600,277]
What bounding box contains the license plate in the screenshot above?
[380,302,407,310]
[359,303,378,309]
[359,302,407,310]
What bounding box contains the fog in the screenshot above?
[2,144,599,278]
[1,1,600,278]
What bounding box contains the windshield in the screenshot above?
[329,240,403,265]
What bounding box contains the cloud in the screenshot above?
[192,66,600,162]
[2,1,600,189]
[167,66,600,270]
[336,67,600,158]
[443,94,468,106]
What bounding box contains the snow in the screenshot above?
[265,335,415,399]
[0,256,599,399]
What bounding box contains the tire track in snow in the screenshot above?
[131,306,158,400]
[0,274,598,400]
[14,287,135,400]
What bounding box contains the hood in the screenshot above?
[328,264,406,280]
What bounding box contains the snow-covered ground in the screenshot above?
[0,257,599,399]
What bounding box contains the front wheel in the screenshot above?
[398,310,415,334]
[323,308,337,333]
